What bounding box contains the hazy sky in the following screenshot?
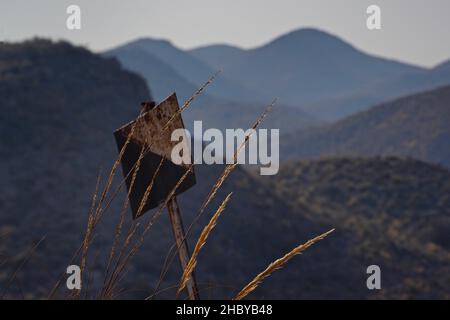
[1,0,449,67]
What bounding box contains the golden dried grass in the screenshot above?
[177,192,233,295]
[48,70,333,301]
[233,229,335,300]
[152,99,276,297]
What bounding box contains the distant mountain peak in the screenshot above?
[260,27,353,51]
[191,43,243,51]
[128,37,176,49]
[280,27,337,38]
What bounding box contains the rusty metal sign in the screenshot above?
[114,93,199,300]
[114,93,196,219]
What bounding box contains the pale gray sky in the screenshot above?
[0,0,449,67]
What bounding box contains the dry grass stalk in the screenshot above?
[48,241,85,299]
[100,70,218,223]
[68,73,218,299]
[91,106,146,229]
[101,157,164,297]
[82,71,219,256]
[75,169,102,299]
[102,145,147,276]
[101,166,195,298]
[152,100,276,296]
[163,70,221,133]
[135,158,165,218]
[103,70,221,217]
[1,236,46,299]
[78,74,220,293]
[233,229,335,300]
[197,98,276,217]
[100,70,221,219]
[177,192,233,295]
[107,156,165,276]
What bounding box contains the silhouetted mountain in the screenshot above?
[108,29,450,123]
[104,41,319,134]
[281,85,450,168]
[374,57,450,101]
[308,58,450,120]
[104,44,197,102]
[189,44,247,71]
[191,28,422,110]
[105,38,263,102]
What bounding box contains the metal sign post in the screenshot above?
[114,94,199,300]
[167,196,199,300]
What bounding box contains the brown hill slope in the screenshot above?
[266,157,450,299]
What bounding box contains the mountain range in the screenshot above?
[191,29,421,107]
[307,58,450,120]
[104,28,450,123]
[1,35,450,300]
[281,84,450,168]
[104,39,319,134]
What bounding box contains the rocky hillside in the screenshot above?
[266,157,450,299]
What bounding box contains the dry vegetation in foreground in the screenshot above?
[47,73,333,300]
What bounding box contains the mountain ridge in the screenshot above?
[105,38,264,103]
[104,39,320,134]
[188,27,431,120]
[281,84,450,168]
[105,27,450,123]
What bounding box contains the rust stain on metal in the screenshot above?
[114,93,195,218]
[116,94,190,167]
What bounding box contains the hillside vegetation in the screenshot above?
[265,157,450,299]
